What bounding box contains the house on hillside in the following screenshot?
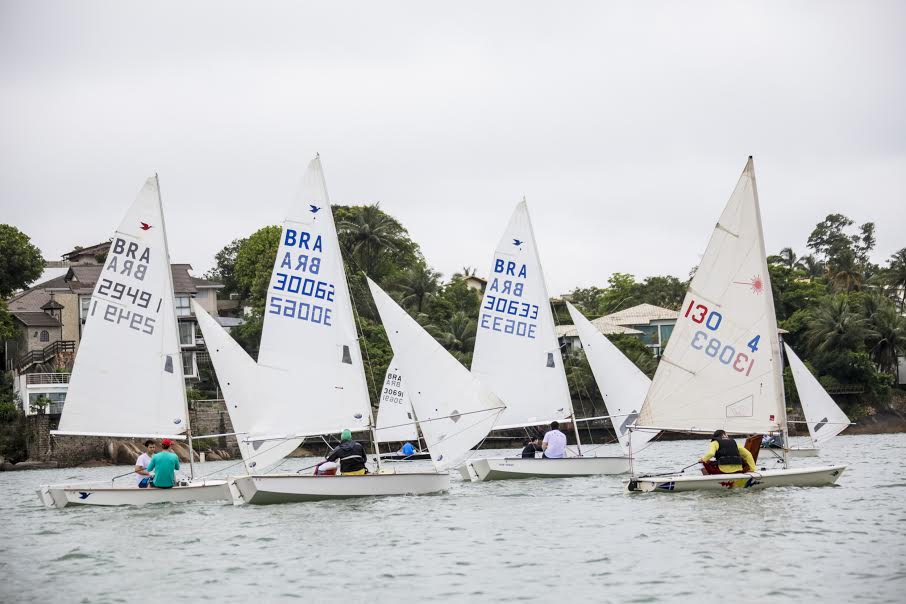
[3,241,224,414]
[556,303,678,357]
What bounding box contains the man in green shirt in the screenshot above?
[146,438,181,488]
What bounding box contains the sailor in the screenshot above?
[135,439,156,488]
[521,436,542,458]
[325,429,368,475]
[541,421,567,459]
[146,438,181,488]
[700,430,756,474]
[400,441,416,457]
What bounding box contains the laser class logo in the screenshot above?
[140,222,152,231]
[309,205,321,214]
[733,275,764,294]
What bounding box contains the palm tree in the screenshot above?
[795,254,825,279]
[827,249,864,292]
[883,248,906,309]
[452,266,477,280]
[863,293,906,377]
[431,311,477,364]
[390,264,441,314]
[337,204,402,276]
[804,295,873,355]
[779,247,798,270]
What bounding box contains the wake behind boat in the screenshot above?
[37,176,228,508]
[626,158,846,493]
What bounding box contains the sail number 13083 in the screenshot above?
[685,298,761,376]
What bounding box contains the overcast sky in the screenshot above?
[1,1,903,294]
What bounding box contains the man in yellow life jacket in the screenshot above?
[700,430,756,475]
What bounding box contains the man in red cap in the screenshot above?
[145,438,181,488]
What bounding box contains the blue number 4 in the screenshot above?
[747,335,760,353]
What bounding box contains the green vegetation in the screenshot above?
[197,209,906,418]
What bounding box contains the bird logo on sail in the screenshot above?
[733,275,764,294]
[309,205,321,214]
[512,238,523,247]
[140,222,152,231]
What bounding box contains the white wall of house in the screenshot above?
[14,373,70,415]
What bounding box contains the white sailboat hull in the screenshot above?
[461,456,630,482]
[37,480,230,509]
[228,472,450,505]
[760,446,820,458]
[626,465,846,493]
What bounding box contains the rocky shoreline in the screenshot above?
[2,411,904,471]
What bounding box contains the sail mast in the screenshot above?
[155,173,195,479]
[747,157,788,468]
[523,199,582,454]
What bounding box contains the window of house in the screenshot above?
[178,322,195,346]
[181,351,197,378]
[80,296,91,323]
[40,330,49,342]
[175,295,192,317]
[635,325,658,346]
[659,324,675,347]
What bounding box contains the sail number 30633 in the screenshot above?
[685,299,761,376]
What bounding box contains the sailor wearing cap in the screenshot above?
[145,438,181,488]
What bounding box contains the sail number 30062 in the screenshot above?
[685,299,761,375]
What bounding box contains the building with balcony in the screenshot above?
[3,241,223,414]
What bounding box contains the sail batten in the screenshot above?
[470,200,573,430]
[637,158,784,435]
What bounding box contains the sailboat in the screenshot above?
[374,359,431,461]
[776,343,852,457]
[367,278,505,473]
[460,200,628,481]
[564,302,658,454]
[626,157,846,493]
[194,156,449,504]
[37,176,228,508]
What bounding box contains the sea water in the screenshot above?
[1,433,904,603]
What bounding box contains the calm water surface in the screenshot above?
[1,433,904,603]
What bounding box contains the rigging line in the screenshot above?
[196,435,307,479]
[552,308,595,447]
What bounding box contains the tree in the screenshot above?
[0,224,45,297]
[881,248,906,309]
[636,275,686,309]
[233,226,281,307]
[607,334,659,377]
[795,254,825,279]
[431,311,477,365]
[390,263,441,314]
[336,204,419,281]
[806,214,876,291]
[804,295,872,356]
[452,266,477,280]
[768,247,798,270]
[205,237,246,297]
[862,293,906,377]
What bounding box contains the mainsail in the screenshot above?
[784,343,850,446]
[637,158,786,435]
[470,200,572,429]
[195,156,372,471]
[564,302,657,453]
[374,357,419,443]
[55,176,188,439]
[368,278,504,471]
